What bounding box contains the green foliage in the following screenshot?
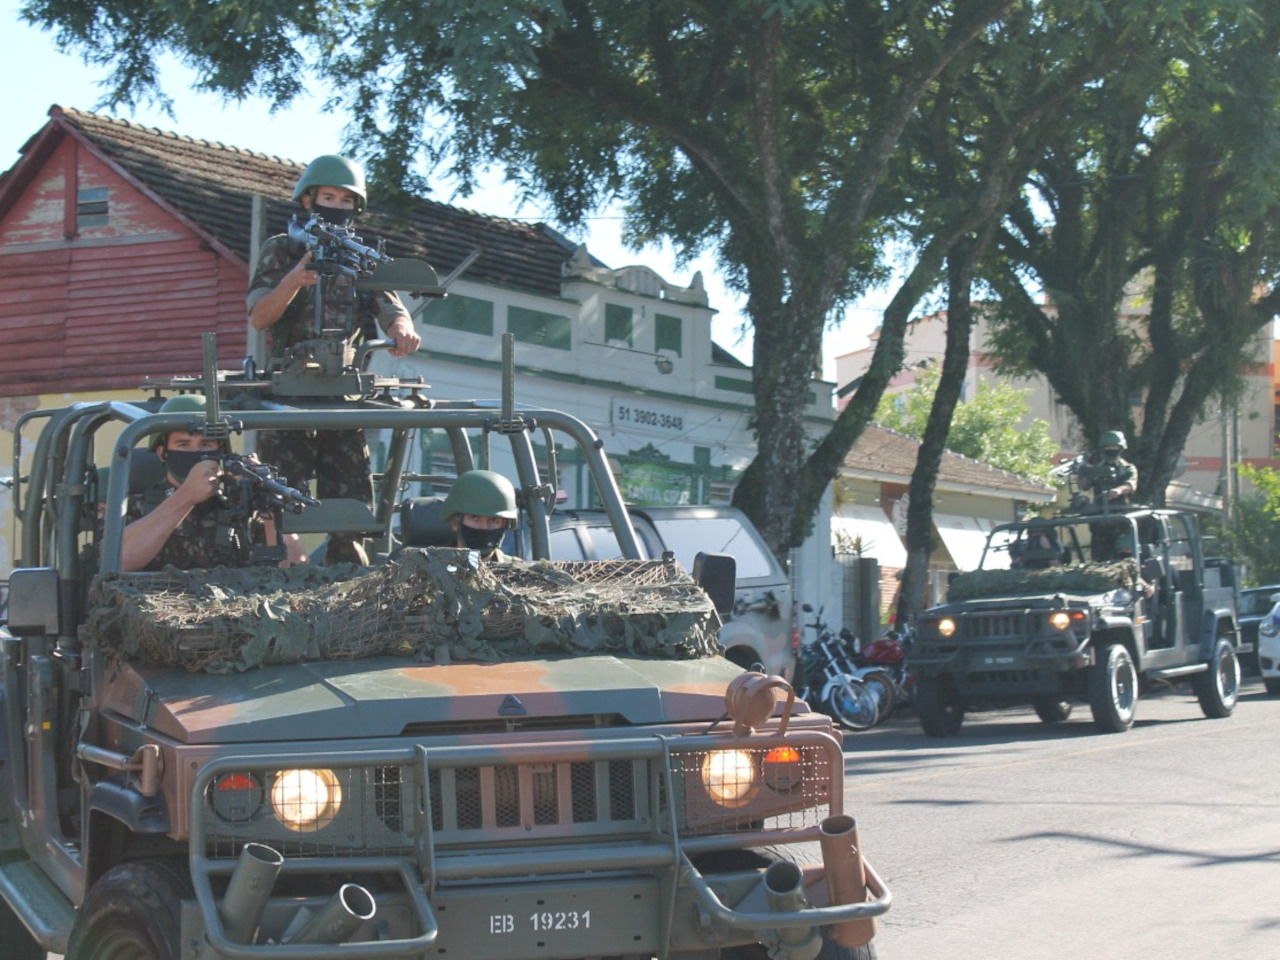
[1212,464,1280,584]
[874,366,1057,483]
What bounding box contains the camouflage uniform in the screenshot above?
[1079,456,1138,504]
[247,233,413,563]
[127,482,260,571]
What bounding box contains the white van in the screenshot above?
[541,505,797,680]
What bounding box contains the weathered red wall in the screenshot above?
[0,136,247,396]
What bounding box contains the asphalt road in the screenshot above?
[843,677,1280,960]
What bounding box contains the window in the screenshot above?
[421,294,494,336]
[605,304,633,346]
[508,307,571,350]
[76,187,109,229]
[655,313,683,356]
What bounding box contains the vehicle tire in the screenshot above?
[1032,695,1073,724]
[824,679,880,732]
[0,894,44,960]
[1088,642,1137,733]
[914,675,965,737]
[65,858,190,960]
[1193,637,1240,719]
[857,669,896,722]
[1265,678,1280,696]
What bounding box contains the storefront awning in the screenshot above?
[832,504,908,568]
[933,514,1007,571]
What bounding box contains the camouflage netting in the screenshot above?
[80,549,723,674]
[945,559,1141,602]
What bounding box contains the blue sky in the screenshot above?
[0,0,886,376]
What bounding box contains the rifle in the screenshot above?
[217,455,321,566]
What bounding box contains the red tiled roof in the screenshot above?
[44,107,573,295]
[845,423,1056,499]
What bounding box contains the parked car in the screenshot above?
[1236,584,1280,673]
[532,505,797,680]
[1256,597,1280,694]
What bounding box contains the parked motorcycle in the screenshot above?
[796,605,880,731]
[853,627,915,723]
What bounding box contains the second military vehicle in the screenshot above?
[909,508,1241,735]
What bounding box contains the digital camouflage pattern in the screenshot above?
[248,231,411,562]
[81,550,723,673]
[127,481,264,570]
[247,234,411,356]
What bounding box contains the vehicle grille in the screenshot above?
[963,612,1028,641]
[200,743,834,859]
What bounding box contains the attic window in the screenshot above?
[77,187,109,228]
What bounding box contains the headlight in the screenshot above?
[270,768,342,832]
[701,750,760,807]
[1049,611,1072,631]
[938,617,957,638]
[1261,619,1279,638]
[209,772,264,823]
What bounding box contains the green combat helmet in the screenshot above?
[441,470,520,527]
[1100,430,1127,451]
[147,394,231,453]
[293,154,367,213]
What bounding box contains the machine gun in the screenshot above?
[287,213,393,338]
[217,455,320,566]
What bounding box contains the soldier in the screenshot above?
[440,470,520,562]
[121,395,306,572]
[1078,430,1138,505]
[247,154,421,564]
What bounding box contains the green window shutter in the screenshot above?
[655,313,683,356]
[605,304,633,346]
[421,294,494,335]
[508,307,572,350]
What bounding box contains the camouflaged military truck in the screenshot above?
[0,334,889,960]
[909,508,1241,736]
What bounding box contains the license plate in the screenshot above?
[430,876,661,960]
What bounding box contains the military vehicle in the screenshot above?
[0,328,889,960]
[909,507,1241,735]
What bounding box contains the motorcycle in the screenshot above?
[853,626,915,723]
[796,604,880,731]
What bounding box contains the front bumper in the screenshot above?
[185,731,891,960]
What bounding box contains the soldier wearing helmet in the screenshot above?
[440,470,520,561]
[246,155,421,564]
[1078,430,1138,505]
[120,395,306,572]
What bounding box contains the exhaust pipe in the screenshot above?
[221,843,285,945]
[762,860,822,960]
[287,883,378,945]
[819,814,874,947]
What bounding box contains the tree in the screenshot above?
[876,365,1057,483]
[985,2,1280,504]
[18,0,1016,558]
[1214,465,1280,585]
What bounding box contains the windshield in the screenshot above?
[980,516,1141,571]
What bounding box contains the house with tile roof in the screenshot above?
[0,105,1060,631]
[0,106,848,609]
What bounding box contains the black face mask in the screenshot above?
[311,203,356,227]
[458,522,506,556]
[164,448,222,483]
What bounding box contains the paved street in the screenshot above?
[844,677,1280,959]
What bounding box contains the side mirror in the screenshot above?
[693,552,736,617]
